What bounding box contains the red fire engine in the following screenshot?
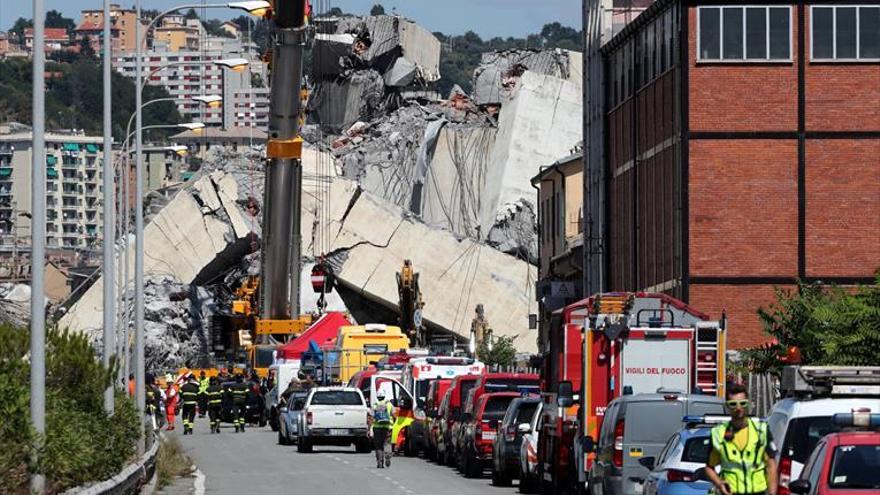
[537,292,726,493]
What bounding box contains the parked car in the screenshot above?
[588,391,724,495]
[454,372,540,466]
[519,400,543,493]
[767,366,880,495]
[297,387,371,454]
[424,378,453,461]
[443,374,483,466]
[790,412,880,495]
[436,387,455,465]
[277,391,310,445]
[460,391,520,478]
[492,396,542,487]
[641,416,724,495]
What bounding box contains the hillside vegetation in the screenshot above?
[0,58,180,140]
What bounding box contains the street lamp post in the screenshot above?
[30,0,46,491]
[102,0,115,415]
[133,0,269,454]
[116,93,220,388]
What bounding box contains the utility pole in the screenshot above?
[102,0,116,414]
[134,0,145,455]
[30,0,47,491]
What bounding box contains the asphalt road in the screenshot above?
[168,416,524,495]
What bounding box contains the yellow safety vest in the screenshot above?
[710,419,769,494]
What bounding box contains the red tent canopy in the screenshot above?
[276,311,351,361]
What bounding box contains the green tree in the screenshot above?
[45,10,75,33]
[477,331,518,369]
[204,19,235,38]
[141,9,161,23]
[9,17,33,45]
[370,4,386,16]
[0,58,181,140]
[185,8,200,20]
[77,37,96,59]
[326,7,344,16]
[740,273,880,375]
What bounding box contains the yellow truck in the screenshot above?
[335,324,410,383]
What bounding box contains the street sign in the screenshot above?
[413,308,423,328]
[550,282,576,298]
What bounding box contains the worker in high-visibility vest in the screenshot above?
[197,371,210,418]
[704,383,778,495]
[370,391,395,469]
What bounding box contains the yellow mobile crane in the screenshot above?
[225,0,313,377]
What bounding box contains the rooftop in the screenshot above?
[24,28,69,41]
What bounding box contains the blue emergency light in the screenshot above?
[682,415,729,427]
[832,412,880,428]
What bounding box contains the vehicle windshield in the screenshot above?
[290,393,309,410]
[512,402,539,425]
[310,391,363,406]
[682,435,712,463]
[484,397,515,420]
[459,381,476,404]
[415,380,431,402]
[783,417,843,463]
[829,445,880,489]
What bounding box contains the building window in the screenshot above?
[698,6,791,61]
[811,6,880,61]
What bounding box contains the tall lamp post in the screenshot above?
[102,0,115,414]
[133,1,268,453]
[30,0,46,491]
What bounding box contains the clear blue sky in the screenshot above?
[1,1,582,38]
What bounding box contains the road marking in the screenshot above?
[193,468,206,495]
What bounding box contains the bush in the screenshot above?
[0,324,141,494]
[477,331,518,369]
[740,273,880,375]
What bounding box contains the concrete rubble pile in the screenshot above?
[61,139,539,363]
[0,283,31,327]
[308,15,442,132]
[303,180,538,353]
[60,158,263,369]
[327,47,582,263]
[472,48,582,107]
[59,20,583,361]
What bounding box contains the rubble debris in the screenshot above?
[141,276,217,371]
[0,283,31,327]
[307,69,387,133]
[472,48,581,106]
[315,15,441,83]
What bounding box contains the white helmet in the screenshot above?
[376,391,386,401]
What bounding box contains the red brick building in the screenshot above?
[599,1,879,348]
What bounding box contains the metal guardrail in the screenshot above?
[62,434,159,495]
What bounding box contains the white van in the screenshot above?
[767,366,880,494]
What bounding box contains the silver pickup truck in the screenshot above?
[297,387,372,453]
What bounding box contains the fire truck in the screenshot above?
[537,292,726,494]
